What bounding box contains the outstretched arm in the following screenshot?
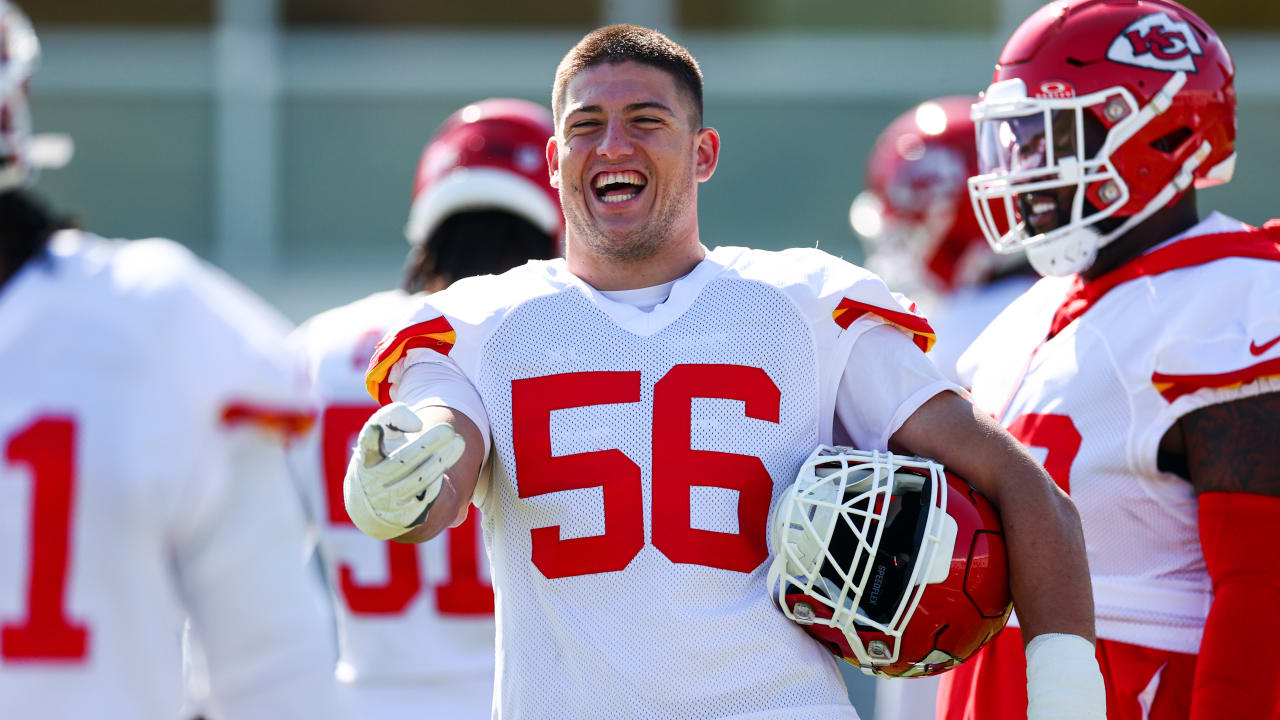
[393,404,486,543]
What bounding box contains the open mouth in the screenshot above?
[1018,192,1065,236]
[592,169,648,205]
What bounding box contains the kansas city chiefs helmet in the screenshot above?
[967,0,1236,276]
[851,96,1011,304]
[0,1,71,192]
[767,447,1012,678]
[405,98,562,251]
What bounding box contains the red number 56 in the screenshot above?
[512,364,779,579]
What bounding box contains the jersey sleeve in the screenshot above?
[174,427,352,720]
[835,324,964,450]
[1138,255,1280,474]
[734,247,942,447]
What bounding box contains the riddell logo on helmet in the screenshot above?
[1106,12,1204,73]
[1035,80,1075,99]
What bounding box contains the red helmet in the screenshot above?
[967,0,1236,276]
[0,2,62,191]
[405,98,562,252]
[852,97,1006,300]
[768,447,1012,678]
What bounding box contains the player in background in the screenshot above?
[288,98,561,719]
[344,25,1104,720]
[942,1,1280,718]
[0,3,351,718]
[851,96,1036,386]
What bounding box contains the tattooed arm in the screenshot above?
[1160,390,1280,720]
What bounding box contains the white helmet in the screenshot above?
[768,447,1011,677]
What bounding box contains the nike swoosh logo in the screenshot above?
[1250,334,1280,356]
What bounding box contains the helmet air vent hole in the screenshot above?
[1150,127,1193,154]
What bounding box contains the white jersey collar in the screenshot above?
[549,246,746,337]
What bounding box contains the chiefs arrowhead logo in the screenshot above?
[1106,12,1203,73]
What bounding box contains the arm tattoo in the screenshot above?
[1180,390,1280,497]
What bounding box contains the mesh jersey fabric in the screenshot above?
[368,246,953,719]
[289,289,496,692]
[0,231,347,719]
[959,213,1280,653]
[926,273,1037,385]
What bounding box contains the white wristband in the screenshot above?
[1026,633,1106,720]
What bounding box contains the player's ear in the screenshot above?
[547,135,561,189]
[694,126,719,183]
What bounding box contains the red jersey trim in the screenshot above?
[832,297,936,353]
[1048,222,1280,337]
[1151,357,1280,402]
[1042,220,1280,403]
[221,402,315,436]
[364,317,456,405]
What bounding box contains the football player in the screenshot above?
[0,3,351,718]
[287,98,561,719]
[851,96,1036,385]
[347,25,1104,719]
[941,1,1280,719]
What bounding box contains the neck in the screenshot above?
[565,226,707,291]
[1081,190,1200,281]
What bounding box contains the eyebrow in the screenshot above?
[567,101,675,118]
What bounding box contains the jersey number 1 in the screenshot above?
[512,364,779,579]
[3,417,89,661]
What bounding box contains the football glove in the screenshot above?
[343,402,466,541]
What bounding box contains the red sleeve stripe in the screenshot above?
[832,298,936,353]
[221,402,315,435]
[364,317,456,405]
[1151,356,1280,402]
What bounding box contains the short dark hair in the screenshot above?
[552,24,704,128]
[402,210,556,293]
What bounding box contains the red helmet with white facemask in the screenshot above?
[405,98,562,252]
[852,97,1007,302]
[768,447,1011,678]
[0,1,67,192]
[967,0,1236,276]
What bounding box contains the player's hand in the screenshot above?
[343,402,466,541]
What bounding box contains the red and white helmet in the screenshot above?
[768,447,1012,678]
[404,98,562,251]
[852,97,1007,302]
[967,0,1236,276]
[0,1,39,191]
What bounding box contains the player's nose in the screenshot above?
[595,116,634,160]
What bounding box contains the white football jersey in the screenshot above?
[961,213,1280,654]
[926,273,1037,385]
[289,290,496,701]
[366,246,950,720]
[0,231,349,719]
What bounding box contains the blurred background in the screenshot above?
[24,0,1278,716]
[28,0,1280,324]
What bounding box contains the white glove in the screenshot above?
[343,402,466,541]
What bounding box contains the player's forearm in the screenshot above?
[891,392,1096,643]
[988,455,1096,644]
[393,404,485,544]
